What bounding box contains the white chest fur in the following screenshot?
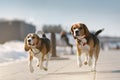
[79,44,90,52]
[78,38,90,52]
[32,48,40,54]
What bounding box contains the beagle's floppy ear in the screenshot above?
[81,23,90,36]
[71,26,74,35]
[24,37,30,51]
[71,26,76,39]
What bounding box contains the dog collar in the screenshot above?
[83,42,87,46]
[76,35,88,46]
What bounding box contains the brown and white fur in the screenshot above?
[71,23,104,71]
[24,33,51,73]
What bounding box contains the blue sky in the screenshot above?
[0,0,120,36]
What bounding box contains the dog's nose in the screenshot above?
[28,39,31,42]
[75,31,79,36]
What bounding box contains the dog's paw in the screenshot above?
[84,61,88,65]
[36,64,39,67]
[91,66,96,72]
[44,67,48,71]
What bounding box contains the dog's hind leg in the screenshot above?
[88,49,93,67]
[39,53,44,70]
[44,53,51,71]
[91,54,96,71]
[92,47,100,71]
[39,53,48,71]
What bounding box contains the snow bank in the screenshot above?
[0,41,27,64]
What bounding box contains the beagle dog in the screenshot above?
[71,23,104,71]
[24,33,51,73]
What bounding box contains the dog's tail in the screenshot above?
[36,31,46,38]
[95,28,104,36]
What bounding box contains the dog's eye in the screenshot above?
[79,27,82,30]
[32,36,35,39]
[73,27,76,29]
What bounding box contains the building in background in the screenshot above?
[0,19,36,43]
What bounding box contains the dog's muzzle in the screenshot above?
[27,38,33,46]
[28,39,31,43]
[75,30,79,36]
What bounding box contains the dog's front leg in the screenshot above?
[84,52,88,65]
[88,55,92,66]
[35,54,41,67]
[77,48,82,67]
[28,52,34,73]
[36,59,40,67]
